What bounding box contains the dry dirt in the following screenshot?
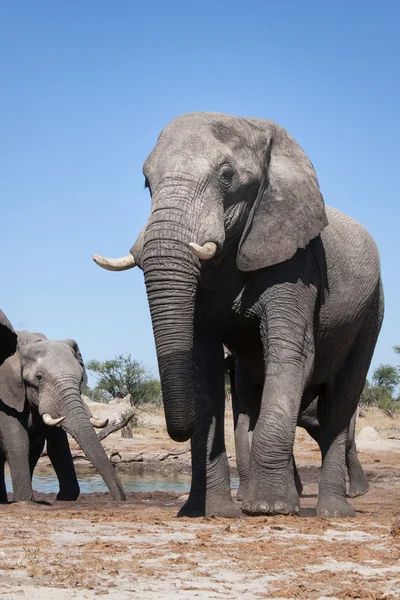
[1,407,399,600]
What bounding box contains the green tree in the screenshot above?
[372,364,400,393]
[361,379,395,408]
[84,386,110,404]
[86,354,162,406]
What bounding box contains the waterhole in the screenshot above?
[4,468,239,494]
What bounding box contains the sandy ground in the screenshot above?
[1,406,399,600]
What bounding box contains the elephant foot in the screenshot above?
[242,487,300,516]
[178,495,242,518]
[348,478,369,498]
[316,495,355,518]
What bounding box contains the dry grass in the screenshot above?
[356,406,400,437]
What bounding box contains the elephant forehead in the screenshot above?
[22,340,75,363]
[144,114,260,181]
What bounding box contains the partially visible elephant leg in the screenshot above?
[28,435,45,477]
[0,452,7,502]
[232,362,261,502]
[317,292,381,518]
[46,428,80,501]
[233,412,251,501]
[300,401,368,498]
[346,411,369,498]
[316,389,356,517]
[292,456,303,497]
[0,411,33,502]
[178,329,241,518]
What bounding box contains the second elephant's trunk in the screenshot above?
[42,383,126,500]
[64,401,125,500]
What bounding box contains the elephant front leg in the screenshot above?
[242,370,304,516]
[46,428,80,501]
[178,328,241,518]
[0,412,33,502]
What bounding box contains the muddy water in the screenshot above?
[4,469,192,494]
[4,468,240,494]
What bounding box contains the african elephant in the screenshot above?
[94,112,383,518]
[225,353,369,501]
[0,309,17,367]
[0,331,125,502]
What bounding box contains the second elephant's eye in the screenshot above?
[36,373,43,383]
[219,166,234,187]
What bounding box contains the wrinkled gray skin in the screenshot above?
[0,310,17,368]
[0,331,125,502]
[225,353,369,502]
[96,112,383,518]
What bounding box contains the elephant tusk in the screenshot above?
[90,417,109,428]
[189,242,217,260]
[92,253,136,272]
[42,414,66,427]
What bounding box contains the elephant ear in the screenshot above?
[63,339,88,393]
[237,122,328,271]
[0,350,26,413]
[0,309,18,366]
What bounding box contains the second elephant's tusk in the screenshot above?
[42,414,66,427]
[189,242,217,260]
[92,253,136,271]
[90,417,109,428]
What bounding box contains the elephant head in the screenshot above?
[0,331,125,500]
[0,309,17,366]
[94,112,328,442]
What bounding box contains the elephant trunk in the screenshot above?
[41,382,125,501]
[143,238,199,442]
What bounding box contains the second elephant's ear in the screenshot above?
[237,122,328,271]
[63,339,88,393]
[0,350,26,413]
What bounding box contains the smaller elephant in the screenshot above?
[225,352,369,501]
[0,331,125,502]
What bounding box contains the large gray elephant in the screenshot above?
[0,331,125,502]
[225,352,369,501]
[94,112,383,518]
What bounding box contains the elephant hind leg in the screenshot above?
[232,362,262,502]
[293,456,303,497]
[317,293,382,518]
[346,411,369,498]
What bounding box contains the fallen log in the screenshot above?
[97,406,137,441]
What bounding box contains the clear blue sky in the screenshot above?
[1,0,399,385]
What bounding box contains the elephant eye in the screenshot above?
[36,373,43,383]
[219,166,234,187]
